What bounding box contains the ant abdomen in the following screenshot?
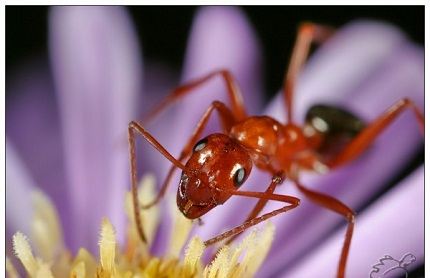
[305,104,366,159]
[128,22,423,278]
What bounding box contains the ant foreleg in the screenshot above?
[328,98,424,168]
[284,23,334,123]
[293,181,354,278]
[128,121,187,243]
[140,101,236,210]
[143,69,248,123]
[224,172,285,245]
[204,189,300,247]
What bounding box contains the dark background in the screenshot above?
[6,6,424,99]
[6,6,424,276]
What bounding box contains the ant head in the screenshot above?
[177,133,253,219]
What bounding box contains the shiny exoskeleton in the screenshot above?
[128,23,424,278]
[176,106,365,219]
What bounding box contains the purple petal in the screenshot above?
[186,20,423,271]
[282,166,424,277]
[6,59,71,239]
[182,6,263,115]
[267,20,409,122]
[166,6,263,242]
[174,6,263,155]
[137,62,180,182]
[145,7,263,254]
[49,6,143,252]
[137,63,180,256]
[195,20,403,234]
[258,22,424,276]
[6,141,37,274]
[150,6,263,176]
[6,140,35,239]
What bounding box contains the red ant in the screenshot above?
[127,23,424,278]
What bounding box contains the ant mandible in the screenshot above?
[127,23,424,278]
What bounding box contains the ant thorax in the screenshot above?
[126,22,424,278]
[230,116,311,172]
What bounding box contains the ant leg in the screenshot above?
[224,172,285,245]
[204,189,300,246]
[143,69,247,123]
[292,181,354,278]
[129,101,236,242]
[128,121,187,242]
[140,101,236,210]
[328,98,424,168]
[284,23,334,123]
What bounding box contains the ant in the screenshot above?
[127,23,424,278]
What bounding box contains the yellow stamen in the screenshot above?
[125,174,160,246]
[71,248,97,277]
[10,174,277,278]
[183,236,204,276]
[167,197,193,257]
[204,222,276,278]
[142,257,161,276]
[98,218,116,277]
[70,261,85,278]
[31,190,64,262]
[226,227,256,273]
[35,262,54,278]
[243,222,275,275]
[6,257,19,278]
[205,245,230,278]
[13,232,38,275]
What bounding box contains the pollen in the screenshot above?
[9,174,276,277]
[98,218,116,276]
[12,232,43,276]
[31,190,64,261]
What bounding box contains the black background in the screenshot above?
[6,6,424,99]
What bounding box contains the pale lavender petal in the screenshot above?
[282,166,424,277]
[170,6,263,242]
[172,6,263,158]
[6,59,69,222]
[138,62,180,181]
[258,22,424,276]
[267,20,408,123]
[181,22,423,275]
[257,23,423,275]
[49,6,142,252]
[150,6,263,177]
[182,6,263,115]
[6,140,35,239]
[6,140,38,274]
[138,62,180,256]
[144,7,263,254]
[193,20,421,249]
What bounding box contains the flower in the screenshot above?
[6,6,423,277]
[8,176,275,277]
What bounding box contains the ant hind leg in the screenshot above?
[328,98,424,168]
[292,181,355,278]
[284,23,334,123]
[143,70,248,123]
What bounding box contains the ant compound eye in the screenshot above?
[234,167,246,187]
[193,138,207,152]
